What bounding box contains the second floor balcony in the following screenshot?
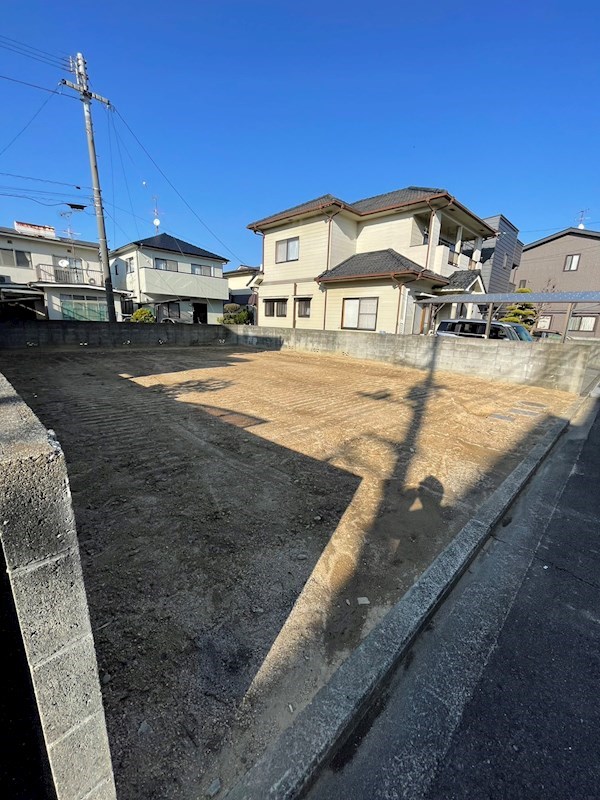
[36,263,104,286]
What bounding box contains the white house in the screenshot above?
[0,221,125,322]
[247,187,493,334]
[110,233,229,323]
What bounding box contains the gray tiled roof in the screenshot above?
[248,194,349,229]
[248,187,447,229]
[126,233,227,262]
[318,249,447,283]
[442,269,483,291]
[351,186,445,213]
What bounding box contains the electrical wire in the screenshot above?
[0,35,69,63]
[0,89,58,159]
[0,36,69,71]
[0,171,89,189]
[105,107,117,246]
[0,73,76,97]
[0,184,92,200]
[110,112,140,238]
[0,191,83,207]
[113,108,245,264]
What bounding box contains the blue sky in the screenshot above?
[1,0,599,266]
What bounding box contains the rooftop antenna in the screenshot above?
[152,195,161,234]
[59,209,81,241]
[577,209,589,229]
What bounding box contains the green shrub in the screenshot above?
[129,308,155,323]
[223,303,241,314]
[222,309,251,325]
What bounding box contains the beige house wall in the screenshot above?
[356,213,414,255]
[330,214,357,267]
[323,280,400,334]
[263,218,329,282]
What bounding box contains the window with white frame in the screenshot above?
[264,300,275,317]
[536,315,552,330]
[296,298,311,318]
[60,293,108,321]
[342,297,378,331]
[126,257,135,274]
[568,316,596,332]
[155,257,178,271]
[275,237,299,263]
[519,279,527,288]
[564,254,580,271]
[0,247,32,268]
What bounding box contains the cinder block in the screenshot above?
[48,712,113,800]
[33,634,103,743]
[1,453,77,571]
[10,550,91,666]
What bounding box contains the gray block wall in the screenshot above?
[0,319,227,349]
[0,375,116,800]
[225,326,600,395]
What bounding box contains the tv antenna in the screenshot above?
[152,196,161,233]
[577,209,590,229]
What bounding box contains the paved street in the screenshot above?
[307,399,600,800]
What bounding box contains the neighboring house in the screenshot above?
[513,227,600,338]
[0,221,125,322]
[247,186,495,334]
[479,215,523,293]
[111,233,229,323]
[225,265,262,305]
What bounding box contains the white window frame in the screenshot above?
[536,315,552,330]
[564,254,580,272]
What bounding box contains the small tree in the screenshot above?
[129,308,155,323]
[499,287,536,329]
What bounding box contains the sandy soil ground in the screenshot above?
[0,345,576,799]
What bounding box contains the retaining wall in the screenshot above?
[0,374,116,800]
[0,319,227,349]
[226,325,600,395]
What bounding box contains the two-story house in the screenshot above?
[513,227,600,338]
[110,233,229,323]
[247,187,494,334]
[0,221,125,322]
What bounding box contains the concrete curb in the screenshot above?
[224,405,584,800]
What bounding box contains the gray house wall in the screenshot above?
[514,230,600,338]
[480,215,521,293]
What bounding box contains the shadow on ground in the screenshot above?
[0,344,574,800]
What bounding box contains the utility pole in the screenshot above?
[62,53,117,322]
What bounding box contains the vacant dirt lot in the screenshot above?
[1,345,576,799]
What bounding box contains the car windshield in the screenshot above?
[511,324,533,342]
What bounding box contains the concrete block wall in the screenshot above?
[0,374,116,800]
[225,325,600,395]
[0,319,227,349]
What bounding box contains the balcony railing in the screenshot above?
[36,264,103,285]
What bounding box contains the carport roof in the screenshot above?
[418,291,600,304]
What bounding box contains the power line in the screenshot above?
[0,73,76,97]
[0,35,69,63]
[0,36,69,70]
[0,89,58,159]
[0,191,83,207]
[0,184,92,200]
[109,112,140,238]
[113,108,245,264]
[0,171,89,189]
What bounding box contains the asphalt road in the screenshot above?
[306,399,600,800]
